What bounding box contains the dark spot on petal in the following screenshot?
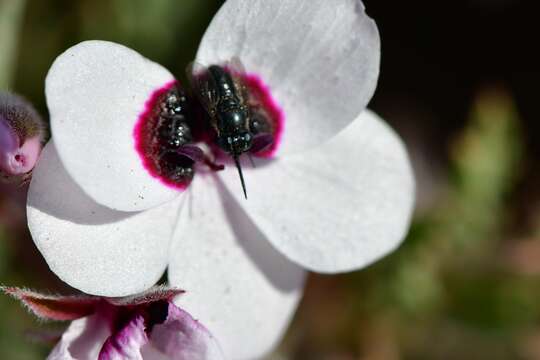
[146,300,170,331]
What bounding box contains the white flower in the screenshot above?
[27,0,415,358]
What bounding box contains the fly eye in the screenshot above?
[242,133,252,144]
[238,133,253,152]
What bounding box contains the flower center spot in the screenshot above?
[134,71,284,190]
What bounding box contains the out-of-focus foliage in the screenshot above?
[284,88,531,360]
[0,0,26,88]
[0,223,50,358]
[0,1,537,359]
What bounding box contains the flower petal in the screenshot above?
[196,0,380,155]
[27,141,182,296]
[221,110,415,273]
[46,40,179,211]
[149,302,224,360]
[98,314,148,360]
[140,347,169,360]
[48,313,111,360]
[168,176,306,360]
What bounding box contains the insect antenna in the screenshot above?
[233,154,248,199]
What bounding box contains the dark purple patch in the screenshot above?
[133,81,196,190]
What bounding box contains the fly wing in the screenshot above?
[250,133,274,154]
[225,57,250,102]
[186,62,219,122]
[226,56,247,76]
[176,144,204,163]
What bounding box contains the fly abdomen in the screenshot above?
[158,115,192,149]
[157,90,193,148]
[155,88,196,183]
[135,82,199,188]
[208,65,238,102]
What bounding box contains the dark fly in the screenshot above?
[153,86,202,185]
[188,61,274,199]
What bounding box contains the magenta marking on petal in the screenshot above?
[99,314,148,360]
[243,73,285,158]
[133,80,190,191]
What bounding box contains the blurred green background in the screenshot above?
[1,0,539,358]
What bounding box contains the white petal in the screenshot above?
[140,346,170,360]
[149,303,224,360]
[220,110,415,273]
[48,314,111,360]
[27,141,181,296]
[46,40,180,211]
[168,176,306,360]
[197,0,380,155]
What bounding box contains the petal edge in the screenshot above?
[221,110,415,273]
[46,40,180,211]
[197,0,380,155]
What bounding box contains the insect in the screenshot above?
[137,83,204,189]
[188,60,274,199]
[156,87,203,182]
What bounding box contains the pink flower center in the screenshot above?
[134,69,285,190]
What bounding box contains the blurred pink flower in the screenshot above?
[2,286,223,360]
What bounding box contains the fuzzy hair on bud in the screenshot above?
[0,91,47,183]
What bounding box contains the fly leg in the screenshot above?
[204,156,225,171]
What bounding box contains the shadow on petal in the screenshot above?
[214,175,304,293]
[28,141,137,225]
[169,174,305,359]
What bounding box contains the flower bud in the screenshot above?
[0,91,47,183]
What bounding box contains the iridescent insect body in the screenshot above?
[189,62,275,198]
[155,87,202,183]
[135,83,203,189]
